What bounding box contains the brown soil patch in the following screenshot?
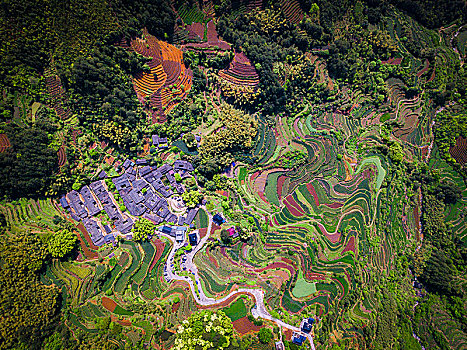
[118,252,129,267]
[75,224,98,259]
[172,302,180,313]
[450,136,467,165]
[232,316,262,335]
[199,227,208,239]
[149,239,166,273]
[102,296,117,312]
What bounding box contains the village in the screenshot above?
[60,134,203,247]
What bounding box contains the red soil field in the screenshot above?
[427,69,436,82]
[417,59,430,77]
[215,189,229,197]
[382,57,402,65]
[210,223,221,235]
[281,257,296,266]
[306,183,320,206]
[306,272,326,281]
[0,133,11,153]
[258,191,270,204]
[172,302,180,313]
[284,195,305,217]
[130,29,192,123]
[116,319,131,327]
[232,316,262,335]
[199,227,208,239]
[324,202,344,209]
[149,239,166,273]
[317,223,341,244]
[276,175,287,200]
[57,146,67,167]
[76,222,99,250]
[102,296,117,312]
[186,22,204,39]
[342,236,356,254]
[449,136,467,165]
[75,223,98,259]
[254,261,295,277]
[272,216,280,226]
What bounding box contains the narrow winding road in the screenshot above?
[160,211,316,349]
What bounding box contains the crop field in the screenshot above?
[130,29,193,122]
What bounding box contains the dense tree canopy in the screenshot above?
[0,233,59,348]
[0,116,58,199]
[131,218,156,241]
[182,190,203,209]
[174,310,233,350]
[47,229,78,258]
[198,104,257,177]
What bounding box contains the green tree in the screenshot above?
[220,229,232,245]
[0,232,59,348]
[258,327,273,344]
[47,229,78,258]
[131,218,156,241]
[174,310,233,350]
[182,190,203,208]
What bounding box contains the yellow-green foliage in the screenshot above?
[182,190,203,209]
[250,8,288,36]
[218,78,260,105]
[47,229,78,258]
[200,104,257,171]
[0,232,58,349]
[174,310,233,350]
[92,120,132,148]
[132,218,156,241]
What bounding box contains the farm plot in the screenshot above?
[130,30,192,123]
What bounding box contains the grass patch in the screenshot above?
[223,299,247,322]
[292,269,316,299]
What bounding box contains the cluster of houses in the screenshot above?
[60,158,197,247]
[159,224,199,246]
[291,318,315,346]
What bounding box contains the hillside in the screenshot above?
[0,1,466,349]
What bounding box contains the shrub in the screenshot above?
[131,218,156,241]
[258,327,273,344]
[47,230,77,258]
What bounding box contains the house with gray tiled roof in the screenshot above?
[115,215,134,234]
[173,160,194,172]
[185,208,198,225]
[67,190,88,219]
[104,204,122,222]
[80,186,101,216]
[152,135,160,146]
[139,166,152,177]
[157,164,172,175]
[83,219,105,246]
[60,196,69,210]
[143,192,161,211]
[122,159,134,170]
[113,174,132,193]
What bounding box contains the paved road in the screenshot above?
[159,211,315,349]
